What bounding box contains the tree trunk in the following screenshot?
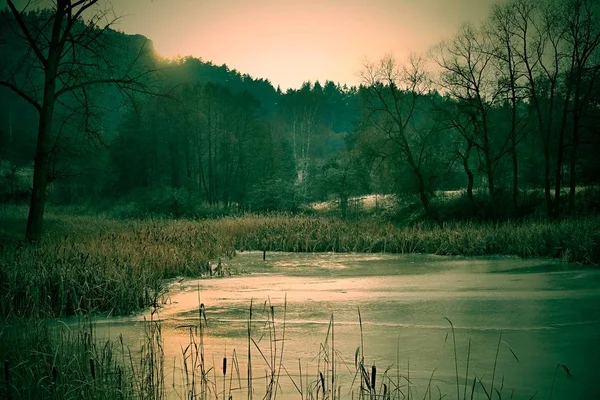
[511,136,518,214]
[568,106,581,214]
[185,132,192,193]
[207,108,215,205]
[414,167,433,219]
[479,106,496,212]
[554,87,572,216]
[170,141,180,189]
[506,39,519,215]
[26,125,51,241]
[553,129,565,216]
[340,194,348,219]
[543,139,553,217]
[524,55,554,217]
[26,65,58,241]
[568,139,578,214]
[510,97,518,214]
[483,138,496,204]
[461,143,475,209]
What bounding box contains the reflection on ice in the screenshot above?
[77,252,600,399]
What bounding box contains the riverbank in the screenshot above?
[1,208,599,318]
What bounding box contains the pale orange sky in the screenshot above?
[4,0,504,89]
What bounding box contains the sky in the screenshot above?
[5,0,504,90]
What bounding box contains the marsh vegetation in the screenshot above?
[2,208,598,398]
[1,0,599,398]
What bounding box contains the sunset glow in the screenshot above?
[113,0,501,89]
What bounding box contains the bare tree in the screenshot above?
[506,0,565,216]
[433,98,478,209]
[0,0,156,240]
[433,24,504,208]
[489,2,530,212]
[360,55,438,218]
[509,0,600,215]
[561,0,600,213]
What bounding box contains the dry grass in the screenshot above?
[0,210,235,317]
[0,317,137,400]
[217,214,600,263]
[1,207,598,319]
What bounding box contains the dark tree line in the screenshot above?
[106,68,360,213]
[350,0,600,219]
[1,0,599,239]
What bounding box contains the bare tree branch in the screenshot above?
[0,80,42,112]
[6,0,48,67]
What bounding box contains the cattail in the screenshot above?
[319,371,325,396]
[89,358,95,380]
[371,365,376,390]
[4,360,9,385]
[52,365,58,383]
[4,360,10,400]
[222,357,227,376]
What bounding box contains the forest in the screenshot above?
[1,0,598,242]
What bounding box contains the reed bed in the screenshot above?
[1,317,134,400]
[0,212,236,318]
[2,208,598,318]
[4,302,568,400]
[210,214,600,264]
[164,303,574,400]
[0,289,577,399]
[0,311,185,400]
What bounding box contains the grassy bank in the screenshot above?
[1,208,598,318]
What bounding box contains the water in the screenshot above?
[84,252,600,399]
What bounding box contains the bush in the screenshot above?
[104,188,227,219]
[0,161,30,204]
[245,179,300,212]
